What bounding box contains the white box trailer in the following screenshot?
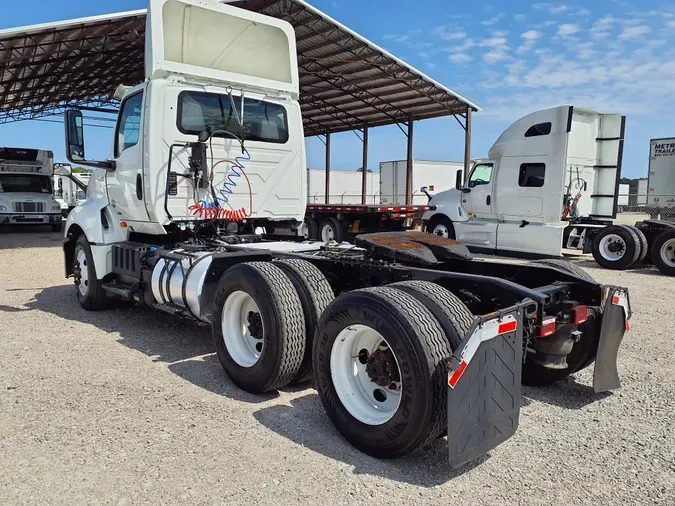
[379,159,463,206]
[637,178,648,205]
[306,168,378,204]
[648,138,675,208]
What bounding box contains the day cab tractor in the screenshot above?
[58,0,632,467]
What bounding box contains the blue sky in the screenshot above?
[1,0,674,178]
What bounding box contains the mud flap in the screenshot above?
[446,307,524,468]
[593,288,629,393]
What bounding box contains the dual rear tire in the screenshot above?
[591,225,646,270]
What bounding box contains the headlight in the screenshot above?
[51,204,61,211]
[0,205,6,211]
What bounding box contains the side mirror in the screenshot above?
[53,163,72,176]
[420,186,432,202]
[65,110,85,162]
[64,109,116,171]
[455,169,463,190]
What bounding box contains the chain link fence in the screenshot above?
[617,194,675,222]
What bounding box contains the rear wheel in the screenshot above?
[313,287,452,458]
[212,262,306,393]
[73,235,109,310]
[428,215,455,239]
[651,229,675,276]
[299,217,318,240]
[626,225,648,265]
[319,217,344,243]
[591,225,640,270]
[273,259,335,384]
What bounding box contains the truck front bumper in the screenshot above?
[0,213,62,225]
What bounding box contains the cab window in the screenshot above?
[115,92,143,157]
[468,164,493,188]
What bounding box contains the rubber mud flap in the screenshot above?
[593,288,628,393]
[447,323,523,468]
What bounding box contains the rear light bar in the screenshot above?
[570,305,588,325]
[535,316,557,338]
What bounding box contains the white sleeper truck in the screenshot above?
[423,107,675,275]
[59,0,632,468]
[0,147,63,232]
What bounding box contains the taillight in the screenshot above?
[536,316,557,338]
[570,305,588,325]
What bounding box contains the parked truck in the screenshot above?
[0,147,63,232]
[53,163,91,216]
[422,107,675,276]
[57,0,631,468]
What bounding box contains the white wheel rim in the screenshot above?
[660,238,675,267]
[433,224,449,238]
[330,325,402,425]
[222,291,264,367]
[598,234,626,261]
[321,224,335,242]
[76,248,89,297]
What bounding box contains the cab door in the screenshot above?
[106,88,150,223]
[454,162,498,249]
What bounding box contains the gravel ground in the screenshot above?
[1,227,674,505]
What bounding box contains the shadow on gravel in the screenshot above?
[253,393,486,487]
[522,378,612,410]
[569,258,664,277]
[0,304,34,313]
[27,284,276,404]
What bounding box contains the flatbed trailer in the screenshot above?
[302,203,431,242]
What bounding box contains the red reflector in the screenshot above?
[498,320,517,334]
[612,295,620,305]
[536,316,557,338]
[571,305,588,325]
[448,360,468,388]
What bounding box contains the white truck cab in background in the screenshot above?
[0,147,63,231]
[423,106,625,257]
[53,163,90,216]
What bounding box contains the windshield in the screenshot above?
[0,174,52,193]
[177,91,289,144]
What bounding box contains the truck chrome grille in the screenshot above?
[13,202,44,212]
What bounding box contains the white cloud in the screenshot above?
[667,20,675,28]
[558,23,581,37]
[514,13,526,22]
[481,37,508,48]
[433,26,467,40]
[521,30,542,41]
[533,3,568,15]
[483,49,509,64]
[619,25,651,39]
[481,13,505,26]
[447,39,475,53]
[450,53,473,63]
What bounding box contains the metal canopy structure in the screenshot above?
[0,0,479,204]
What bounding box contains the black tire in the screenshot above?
[212,262,306,393]
[527,258,595,282]
[627,225,648,265]
[302,217,319,240]
[319,217,344,243]
[73,235,109,310]
[51,222,63,233]
[313,287,452,458]
[522,310,600,386]
[591,225,640,270]
[427,215,456,239]
[651,229,675,276]
[273,259,335,384]
[387,281,473,350]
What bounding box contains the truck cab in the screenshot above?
[0,147,63,231]
[423,106,625,256]
[62,0,305,278]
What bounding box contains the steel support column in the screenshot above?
[405,116,414,206]
[325,132,331,204]
[361,125,369,204]
[463,108,472,183]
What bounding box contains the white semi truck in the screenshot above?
[53,163,90,216]
[0,147,63,232]
[422,107,675,276]
[57,0,632,468]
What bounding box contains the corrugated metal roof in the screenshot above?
[0,0,479,136]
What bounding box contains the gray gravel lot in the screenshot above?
[1,228,674,505]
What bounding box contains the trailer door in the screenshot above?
[648,139,675,208]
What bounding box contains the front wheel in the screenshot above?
[427,215,455,239]
[591,225,640,270]
[73,235,109,310]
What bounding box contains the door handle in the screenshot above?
[486,195,491,206]
[136,173,143,200]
